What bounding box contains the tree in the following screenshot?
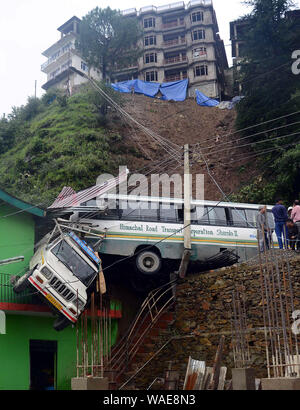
[234,0,300,202]
[236,0,299,132]
[76,7,142,81]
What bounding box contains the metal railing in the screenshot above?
[0,273,41,305]
[163,38,186,47]
[164,55,188,65]
[105,279,177,383]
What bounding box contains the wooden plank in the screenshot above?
[217,367,227,390]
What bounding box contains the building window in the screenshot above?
[191,11,204,22]
[144,35,157,46]
[193,47,207,58]
[81,61,89,72]
[194,65,208,77]
[144,17,156,29]
[192,29,206,41]
[145,71,158,82]
[145,53,157,64]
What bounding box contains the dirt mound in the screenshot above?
[112,94,258,201]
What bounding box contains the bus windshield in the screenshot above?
[51,240,97,287]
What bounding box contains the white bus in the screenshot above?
[53,194,277,276]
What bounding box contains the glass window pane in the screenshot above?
[207,207,227,226]
[119,201,140,220]
[267,211,275,229]
[231,208,247,227]
[160,203,177,222]
[245,209,258,228]
[139,202,159,222]
[191,206,210,224]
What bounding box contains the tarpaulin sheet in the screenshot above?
[195,90,219,107]
[218,96,245,110]
[160,79,188,102]
[111,79,188,101]
[111,79,160,98]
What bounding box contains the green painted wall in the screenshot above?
[0,314,77,390]
[0,203,35,276]
[0,314,119,390]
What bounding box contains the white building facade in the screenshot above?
[41,16,102,92]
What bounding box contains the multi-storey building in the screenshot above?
[41,1,228,99]
[41,16,102,92]
[116,0,228,98]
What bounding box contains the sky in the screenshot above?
[0,0,299,116]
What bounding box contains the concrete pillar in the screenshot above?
[232,368,256,390]
[261,378,300,390]
[71,377,109,390]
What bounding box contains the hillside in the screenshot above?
[0,86,264,207]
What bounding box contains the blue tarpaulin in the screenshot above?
[160,79,188,102]
[111,79,188,101]
[195,90,219,107]
[111,79,160,98]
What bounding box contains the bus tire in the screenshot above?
[53,314,71,331]
[135,250,162,276]
[13,270,32,294]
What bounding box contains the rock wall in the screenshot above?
[134,255,300,389]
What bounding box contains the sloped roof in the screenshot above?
[0,189,45,218]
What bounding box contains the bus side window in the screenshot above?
[119,201,141,220]
[207,207,227,226]
[191,206,209,225]
[245,209,257,228]
[139,201,159,222]
[160,203,178,223]
[230,208,247,228]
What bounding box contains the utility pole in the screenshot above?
[34,80,37,99]
[178,144,191,279]
[184,144,191,251]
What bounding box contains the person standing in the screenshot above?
[272,199,288,249]
[256,205,270,252]
[291,200,300,231]
[286,219,299,250]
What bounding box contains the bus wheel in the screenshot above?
[135,250,162,275]
[53,314,71,332]
[13,270,32,294]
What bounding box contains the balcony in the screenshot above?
[41,44,75,72]
[164,72,188,82]
[161,20,186,30]
[164,55,188,65]
[162,37,186,48]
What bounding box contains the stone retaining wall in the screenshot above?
[134,256,300,389]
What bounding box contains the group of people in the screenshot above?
[256,199,300,252]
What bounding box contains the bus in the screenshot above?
[51,194,277,277]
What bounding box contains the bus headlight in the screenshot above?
[41,266,53,280]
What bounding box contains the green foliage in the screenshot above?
[0,86,130,206]
[76,7,143,79]
[235,0,300,203]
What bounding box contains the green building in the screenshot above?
[0,189,121,390]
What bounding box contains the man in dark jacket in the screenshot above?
[272,199,288,249]
[287,219,299,250]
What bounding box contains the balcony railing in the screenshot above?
[164,55,187,65]
[161,20,185,30]
[162,38,186,47]
[164,72,187,82]
[0,273,42,306]
[41,44,75,71]
[186,0,212,8]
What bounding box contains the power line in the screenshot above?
[190,109,300,148]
